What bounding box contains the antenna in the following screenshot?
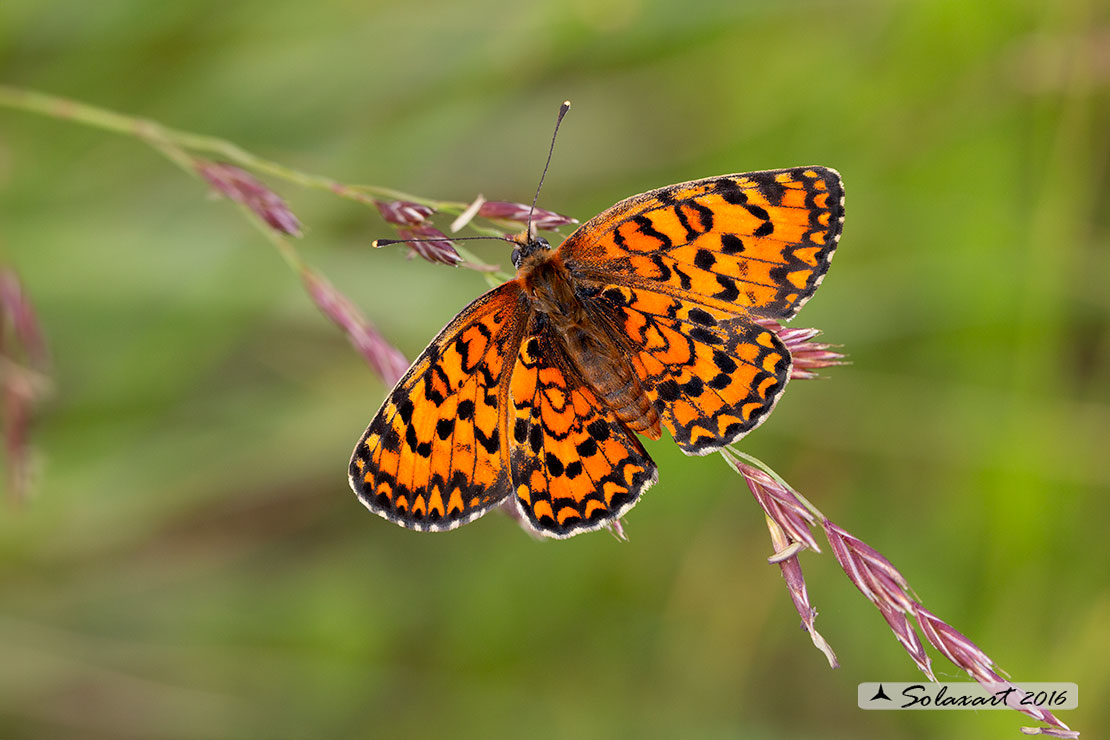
[375,101,571,254]
[525,100,571,241]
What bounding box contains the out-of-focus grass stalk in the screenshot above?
[0,269,52,505]
[720,445,1078,738]
[0,85,520,280]
[0,85,578,286]
[0,85,443,210]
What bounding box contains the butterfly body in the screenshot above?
[517,245,663,439]
[351,167,844,538]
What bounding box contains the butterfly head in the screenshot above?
[509,230,552,270]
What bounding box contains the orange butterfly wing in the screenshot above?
[550,167,843,455]
[580,283,790,454]
[506,314,658,538]
[349,282,531,531]
[559,167,844,320]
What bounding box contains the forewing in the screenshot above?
[507,315,658,538]
[559,167,844,320]
[349,282,530,531]
[588,283,792,455]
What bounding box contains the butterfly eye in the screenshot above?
[510,247,523,268]
[534,237,551,251]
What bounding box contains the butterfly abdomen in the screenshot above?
[561,323,661,438]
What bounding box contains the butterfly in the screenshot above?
[350,167,844,538]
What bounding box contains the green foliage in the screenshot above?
[0,0,1105,737]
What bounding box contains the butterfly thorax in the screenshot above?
[517,249,662,440]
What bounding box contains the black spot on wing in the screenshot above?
[744,203,770,221]
[650,255,672,282]
[753,221,774,237]
[694,249,716,270]
[587,419,610,441]
[544,453,564,477]
[712,275,740,302]
[712,350,737,373]
[475,427,499,454]
[688,201,715,232]
[656,379,681,401]
[673,204,697,242]
[476,365,497,388]
[381,427,401,452]
[751,171,786,206]
[633,214,673,249]
[689,327,723,345]
[673,264,693,291]
[721,234,745,255]
[687,308,716,326]
[423,380,446,406]
[681,376,704,397]
[602,287,629,306]
[714,178,748,205]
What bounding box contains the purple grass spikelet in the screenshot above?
[197,161,302,237]
[721,448,1076,736]
[374,200,435,227]
[753,316,845,380]
[478,201,578,231]
[0,269,51,504]
[371,200,461,265]
[726,456,836,666]
[302,269,408,385]
[913,606,1075,736]
[393,225,463,267]
[821,520,1075,736]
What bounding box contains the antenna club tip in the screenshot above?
[562,100,571,108]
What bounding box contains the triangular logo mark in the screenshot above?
[870,684,892,701]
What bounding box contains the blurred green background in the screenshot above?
[1,1,1106,738]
